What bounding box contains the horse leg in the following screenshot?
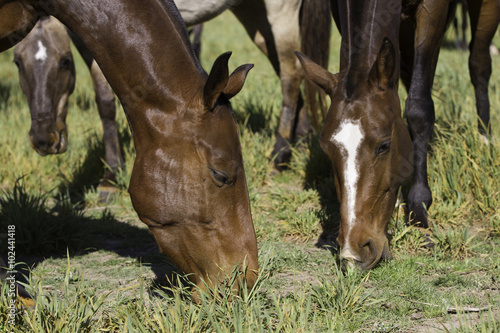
[69,30,124,190]
[267,0,305,167]
[467,0,499,139]
[90,60,124,189]
[460,0,468,50]
[402,0,455,228]
[232,0,303,170]
[189,24,203,60]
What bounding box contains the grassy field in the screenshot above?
[1,11,500,332]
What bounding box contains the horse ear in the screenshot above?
[224,64,254,99]
[295,51,338,95]
[369,38,396,91]
[204,52,231,109]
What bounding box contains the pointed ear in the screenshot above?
[223,64,253,99]
[295,51,338,95]
[369,38,397,91]
[204,52,231,109]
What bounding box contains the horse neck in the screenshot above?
[338,0,401,95]
[51,0,205,116]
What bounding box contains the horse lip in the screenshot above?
[56,129,67,153]
[341,258,360,270]
[35,149,48,157]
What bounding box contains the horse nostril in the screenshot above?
[36,139,49,150]
[360,239,378,268]
[31,131,61,154]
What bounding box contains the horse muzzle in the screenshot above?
[339,237,391,270]
[29,128,68,155]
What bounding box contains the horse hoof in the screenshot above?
[421,230,434,249]
[480,134,490,146]
[97,185,119,203]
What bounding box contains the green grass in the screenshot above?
[1,11,500,332]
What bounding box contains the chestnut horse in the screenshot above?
[175,0,332,169]
[0,0,258,295]
[13,16,124,188]
[297,0,498,270]
[297,1,413,269]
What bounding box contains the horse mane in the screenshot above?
[340,0,400,99]
[300,0,331,129]
[162,0,205,75]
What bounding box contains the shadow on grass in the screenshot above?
[56,123,132,203]
[0,181,182,297]
[0,80,12,110]
[233,97,274,134]
[303,134,340,258]
[56,136,105,201]
[440,37,468,51]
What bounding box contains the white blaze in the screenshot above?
[331,120,364,237]
[35,41,47,61]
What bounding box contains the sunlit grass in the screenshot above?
[0,10,499,333]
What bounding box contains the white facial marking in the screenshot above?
[331,120,364,243]
[35,41,47,61]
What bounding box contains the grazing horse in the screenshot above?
[0,0,258,296]
[297,1,413,269]
[399,0,499,228]
[175,0,332,169]
[301,0,498,269]
[13,16,124,187]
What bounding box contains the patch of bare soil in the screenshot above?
[272,271,321,296]
[411,311,498,332]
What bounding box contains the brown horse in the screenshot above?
[13,16,124,188]
[0,0,258,296]
[297,1,413,269]
[298,0,498,270]
[399,0,499,228]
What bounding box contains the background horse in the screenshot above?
[175,0,332,170]
[297,0,413,269]
[13,16,124,190]
[0,0,258,297]
[399,0,499,228]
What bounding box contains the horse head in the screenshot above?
[296,38,413,270]
[128,52,258,295]
[13,16,75,156]
[1,0,259,300]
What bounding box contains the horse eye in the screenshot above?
[59,56,73,70]
[376,141,391,156]
[13,58,23,71]
[209,168,232,186]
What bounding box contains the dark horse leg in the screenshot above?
[454,0,468,50]
[188,23,203,60]
[467,0,499,139]
[68,30,125,189]
[400,0,456,228]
